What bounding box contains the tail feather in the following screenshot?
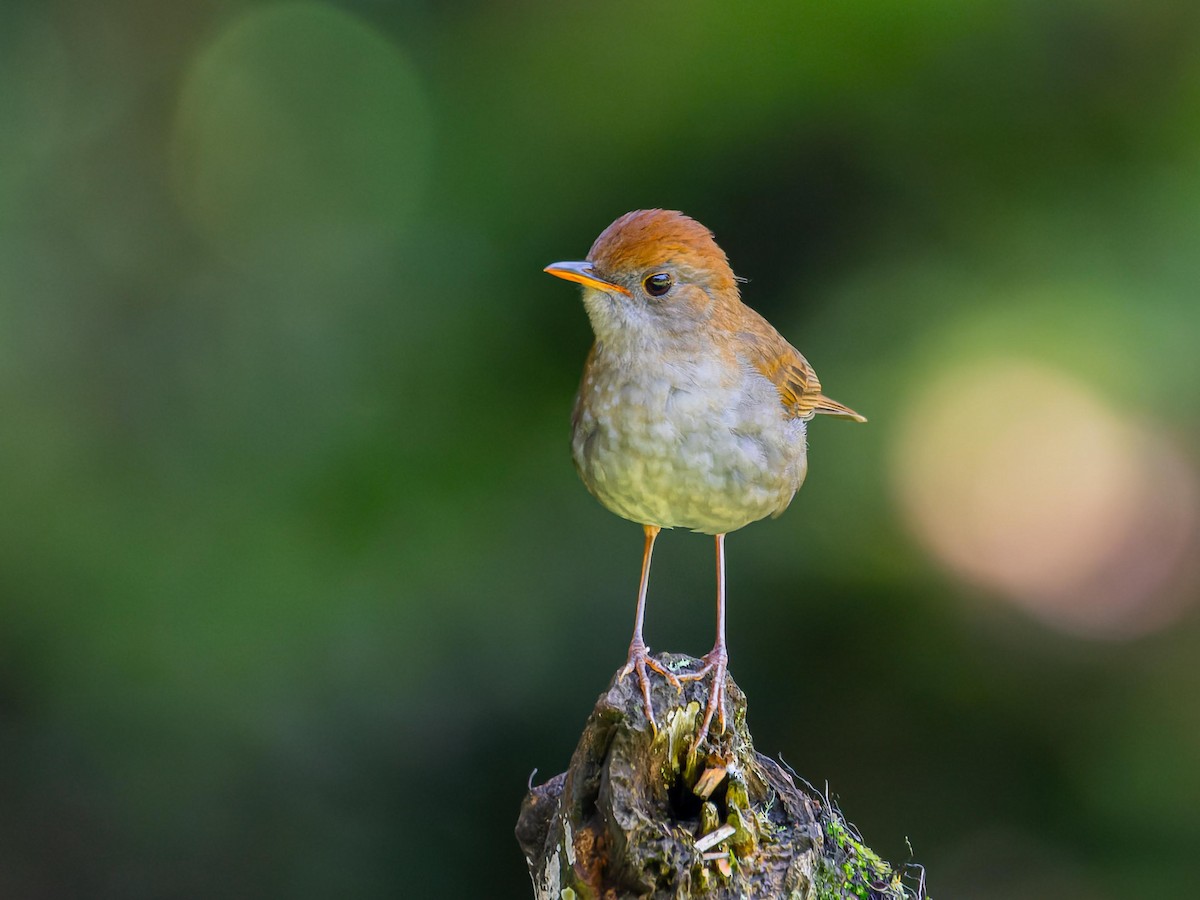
[813,394,867,423]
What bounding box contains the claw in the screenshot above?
[679,648,729,753]
[620,643,681,731]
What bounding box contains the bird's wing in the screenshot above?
[735,308,866,423]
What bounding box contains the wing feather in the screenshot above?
[733,308,866,423]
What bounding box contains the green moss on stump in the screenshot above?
[812,809,921,900]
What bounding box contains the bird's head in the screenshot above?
[544,209,740,349]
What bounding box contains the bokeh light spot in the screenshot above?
[170,2,431,268]
[893,358,1199,638]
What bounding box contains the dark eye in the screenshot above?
[643,272,673,297]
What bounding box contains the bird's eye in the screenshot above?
[643,272,673,297]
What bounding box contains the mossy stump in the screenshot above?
[516,653,923,900]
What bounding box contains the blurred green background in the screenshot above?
[3,1,1199,897]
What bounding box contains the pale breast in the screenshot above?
[572,351,808,534]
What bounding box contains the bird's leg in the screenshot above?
[619,524,681,730]
[679,533,729,751]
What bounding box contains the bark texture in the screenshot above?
[516,653,922,900]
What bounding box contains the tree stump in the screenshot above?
[516,653,924,900]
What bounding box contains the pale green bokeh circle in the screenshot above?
[171,2,431,266]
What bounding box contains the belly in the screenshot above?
[571,371,808,534]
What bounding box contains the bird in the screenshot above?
[544,209,865,748]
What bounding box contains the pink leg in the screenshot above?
[680,533,729,750]
[619,525,681,730]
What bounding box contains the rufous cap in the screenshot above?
[587,209,737,293]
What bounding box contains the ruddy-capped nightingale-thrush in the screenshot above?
[545,209,865,748]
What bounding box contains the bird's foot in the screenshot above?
[619,641,683,732]
[678,647,729,753]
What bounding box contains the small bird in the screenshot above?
[545,209,865,747]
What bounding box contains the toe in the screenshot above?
[638,667,657,728]
[643,656,683,692]
[689,664,728,752]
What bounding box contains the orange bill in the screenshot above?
[544,260,631,295]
